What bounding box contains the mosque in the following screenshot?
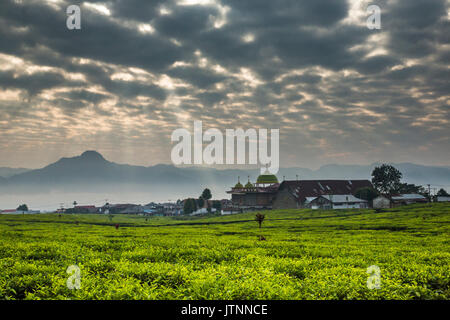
[226,171,280,211]
[227,172,373,211]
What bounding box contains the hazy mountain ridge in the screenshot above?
[0,151,448,211]
[299,163,450,186]
[0,151,449,194]
[0,167,30,178]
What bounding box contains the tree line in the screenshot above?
[183,188,222,215]
[354,164,449,204]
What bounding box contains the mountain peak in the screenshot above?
[80,150,106,161]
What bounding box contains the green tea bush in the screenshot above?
[0,203,448,299]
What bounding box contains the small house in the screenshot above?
[436,196,450,202]
[373,196,391,209]
[391,194,428,206]
[74,205,98,213]
[1,209,20,214]
[304,194,368,210]
[272,179,373,209]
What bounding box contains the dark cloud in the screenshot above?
[0,0,448,168]
[110,0,170,21]
[354,55,400,74]
[56,89,110,104]
[226,0,349,28]
[0,70,83,96]
[167,65,226,88]
[153,4,219,38]
[384,0,449,58]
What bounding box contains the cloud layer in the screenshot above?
[0,0,448,168]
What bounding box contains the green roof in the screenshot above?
[245,181,254,188]
[234,182,244,189]
[256,173,279,184]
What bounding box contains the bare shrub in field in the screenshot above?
[255,213,266,241]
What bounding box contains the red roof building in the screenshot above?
[273,180,373,209]
[74,205,98,213]
[1,209,19,213]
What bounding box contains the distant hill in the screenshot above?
[0,151,448,200]
[285,163,450,187]
[2,151,196,189]
[0,151,246,195]
[0,167,30,178]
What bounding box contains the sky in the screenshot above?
[0,0,449,169]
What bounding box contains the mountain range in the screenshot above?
[0,151,448,205]
[0,167,30,178]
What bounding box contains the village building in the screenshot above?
[227,172,280,211]
[160,202,183,216]
[304,194,368,210]
[227,176,373,211]
[391,194,428,206]
[100,204,143,214]
[1,209,21,214]
[272,180,373,209]
[74,205,98,213]
[436,196,450,203]
[143,202,183,216]
[221,199,239,214]
[142,203,160,215]
[191,207,218,216]
[373,196,391,209]
[1,209,40,214]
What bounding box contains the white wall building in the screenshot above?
[436,196,450,202]
[305,194,368,210]
[373,196,391,209]
[190,207,217,216]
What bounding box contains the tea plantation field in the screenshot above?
[0,203,449,300]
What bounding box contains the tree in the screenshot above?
[397,183,426,195]
[437,188,449,197]
[192,198,199,213]
[17,204,28,212]
[197,197,205,209]
[354,187,379,204]
[371,164,402,195]
[183,198,198,215]
[212,200,222,212]
[201,188,212,201]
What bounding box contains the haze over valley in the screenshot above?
[0,151,448,211]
